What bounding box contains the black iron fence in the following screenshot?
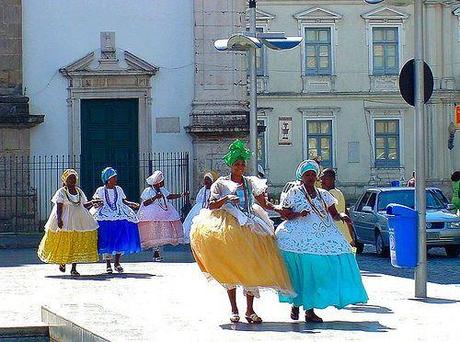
[0,153,190,234]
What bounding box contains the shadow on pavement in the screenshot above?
[45,273,157,280]
[409,297,460,304]
[220,320,391,333]
[344,304,394,314]
[357,247,460,285]
[0,245,195,267]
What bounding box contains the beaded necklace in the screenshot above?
[155,188,168,211]
[301,185,328,220]
[202,188,210,209]
[104,186,118,211]
[64,187,81,206]
[233,177,252,214]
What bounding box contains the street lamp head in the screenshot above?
[214,34,262,51]
[261,37,303,51]
[364,0,413,5]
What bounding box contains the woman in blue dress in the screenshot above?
[275,160,368,322]
[92,167,141,273]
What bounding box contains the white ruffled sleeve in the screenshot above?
[79,188,88,203]
[117,186,127,200]
[209,179,223,201]
[248,176,268,197]
[140,187,152,201]
[281,187,297,209]
[320,189,338,208]
[51,188,66,204]
[93,187,102,200]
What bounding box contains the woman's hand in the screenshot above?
[299,210,310,217]
[226,195,240,206]
[57,217,64,229]
[182,191,190,197]
[92,199,103,208]
[340,213,353,225]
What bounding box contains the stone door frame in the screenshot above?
[60,49,158,157]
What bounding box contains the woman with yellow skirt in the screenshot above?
[190,140,292,324]
[37,169,99,276]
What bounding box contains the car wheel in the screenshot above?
[375,231,389,257]
[445,246,460,258]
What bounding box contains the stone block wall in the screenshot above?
[0,0,22,95]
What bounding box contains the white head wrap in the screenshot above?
[203,172,214,182]
[146,170,164,186]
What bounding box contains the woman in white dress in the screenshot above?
[37,169,99,276]
[276,160,368,322]
[92,167,141,273]
[137,170,189,261]
[182,172,215,243]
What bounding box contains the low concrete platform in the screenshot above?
[1,247,460,341]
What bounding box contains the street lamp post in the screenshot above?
[248,0,258,174]
[214,0,302,174]
[364,0,427,298]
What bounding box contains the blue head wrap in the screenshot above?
[101,167,117,184]
[295,160,319,181]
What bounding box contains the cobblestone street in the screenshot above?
[1,246,459,341]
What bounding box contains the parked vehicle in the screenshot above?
[349,187,460,258]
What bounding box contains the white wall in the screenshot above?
[23,0,194,156]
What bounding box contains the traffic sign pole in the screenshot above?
[414,0,427,298]
[248,0,258,175]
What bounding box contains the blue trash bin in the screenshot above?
[390,180,400,187]
[386,204,418,268]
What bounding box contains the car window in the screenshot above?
[357,192,371,211]
[366,193,377,210]
[430,189,449,206]
[377,190,444,211]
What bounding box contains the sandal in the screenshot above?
[114,265,124,273]
[230,313,240,323]
[305,310,323,323]
[153,256,164,262]
[106,266,113,274]
[70,270,80,277]
[290,306,300,320]
[245,313,262,324]
[58,264,66,273]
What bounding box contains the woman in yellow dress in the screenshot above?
[190,140,292,324]
[37,169,99,276]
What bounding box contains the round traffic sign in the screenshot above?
[398,59,434,107]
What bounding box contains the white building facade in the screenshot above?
[23,0,194,157]
[253,0,460,199]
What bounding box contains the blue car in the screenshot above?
[349,187,460,258]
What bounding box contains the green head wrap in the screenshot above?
[223,140,252,167]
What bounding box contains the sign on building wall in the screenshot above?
[455,105,460,129]
[278,117,292,145]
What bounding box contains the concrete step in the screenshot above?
[0,326,49,341]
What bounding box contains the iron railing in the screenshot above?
[0,153,190,234]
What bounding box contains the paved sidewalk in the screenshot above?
[1,247,459,341]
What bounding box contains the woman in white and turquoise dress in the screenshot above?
[276,160,368,322]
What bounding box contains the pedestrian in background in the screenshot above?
[38,169,99,276]
[182,172,215,244]
[276,160,367,323]
[451,171,460,215]
[407,171,416,187]
[320,168,356,249]
[92,167,141,274]
[137,170,187,261]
